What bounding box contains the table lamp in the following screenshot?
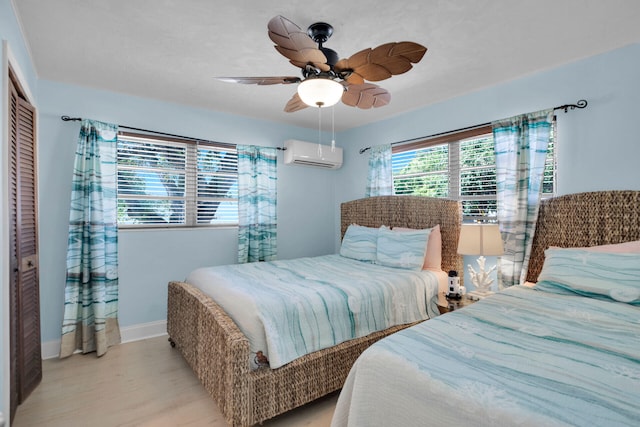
[457,223,504,298]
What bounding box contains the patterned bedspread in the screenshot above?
[186,254,441,369]
[332,286,640,427]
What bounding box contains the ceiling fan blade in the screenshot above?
[387,41,428,63]
[335,41,427,82]
[268,15,330,72]
[342,83,391,109]
[284,93,309,113]
[216,76,301,85]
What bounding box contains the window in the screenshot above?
[392,123,556,220]
[117,132,238,227]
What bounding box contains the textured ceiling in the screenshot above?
[12,0,640,131]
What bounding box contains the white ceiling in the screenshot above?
[12,0,640,131]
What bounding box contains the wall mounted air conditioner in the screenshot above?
[283,139,343,169]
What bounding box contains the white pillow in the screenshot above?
[527,240,640,286]
[393,225,442,270]
[376,227,430,270]
[339,224,380,262]
[536,247,640,304]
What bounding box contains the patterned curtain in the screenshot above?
[237,145,278,263]
[60,119,121,358]
[366,144,393,197]
[493,109,553,288]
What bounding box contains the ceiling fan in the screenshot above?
[217,15,427,112]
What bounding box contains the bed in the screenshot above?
[166,195,462,426]
[331,190,640,427]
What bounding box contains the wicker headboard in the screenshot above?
[340,196,463,275]
[526,190,640,283]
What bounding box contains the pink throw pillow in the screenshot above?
[550,240,640,253]
[581,240,640,253]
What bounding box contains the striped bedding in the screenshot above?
[332,285,640,427]
[186,254,441,369]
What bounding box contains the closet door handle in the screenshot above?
[20,255,38,272]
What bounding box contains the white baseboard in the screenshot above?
[41,319,168,360]
[41,340,62,360]
[120,319,168,344]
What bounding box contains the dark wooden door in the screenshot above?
[8,70,41,422]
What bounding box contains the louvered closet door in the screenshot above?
[8,74,41,421]
[8,72,20,421]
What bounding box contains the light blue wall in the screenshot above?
[37,80,341,341]
[0,0,38,92]
[1,0,39,421]
[334,43,640,288]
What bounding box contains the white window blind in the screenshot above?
[392,144,449,197]
[458,133,497,218]
[117,132,238,227]
[392,123,556,220]
[542,135,556,197]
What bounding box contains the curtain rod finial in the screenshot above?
[554,99,588,113]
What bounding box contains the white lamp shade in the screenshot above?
[297,78,344,107]
[457,223,504,256]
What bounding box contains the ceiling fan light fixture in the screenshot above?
[297,78,344,108]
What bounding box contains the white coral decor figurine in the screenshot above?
[468,256,496,295]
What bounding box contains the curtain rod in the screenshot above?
[61,115,240,149]
[358,99,588,154]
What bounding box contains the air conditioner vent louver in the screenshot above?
[292,160,337,168]
[283,139,343,169]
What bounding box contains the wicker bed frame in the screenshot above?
[167,196,462,426]
[526,190,640,282]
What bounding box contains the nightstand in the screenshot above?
[436,292,476,314]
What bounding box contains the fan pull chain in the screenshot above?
[317,106,323,156]
[331,106,336,152]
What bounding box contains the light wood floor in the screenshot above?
[13,335,338,427]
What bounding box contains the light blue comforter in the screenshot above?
[332,286,640,426]
[187,254,440,368]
